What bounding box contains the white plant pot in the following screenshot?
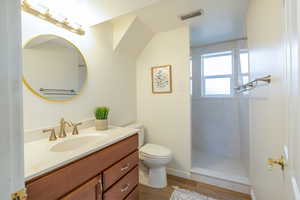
[95,119,108,131]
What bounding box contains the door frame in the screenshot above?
[0,0,24,199]
[284,0,300,199]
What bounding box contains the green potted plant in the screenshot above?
[94,107,110,130]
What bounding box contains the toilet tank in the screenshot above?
[126,123,144,148]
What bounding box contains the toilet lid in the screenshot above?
[140,144,172,158]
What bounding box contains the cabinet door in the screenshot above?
[61,175,102,200]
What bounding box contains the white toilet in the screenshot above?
[126,123,172,188]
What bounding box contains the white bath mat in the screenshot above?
[170,187,217,200]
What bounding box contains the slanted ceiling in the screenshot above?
[111,15,154,57]
[112,15,137,50]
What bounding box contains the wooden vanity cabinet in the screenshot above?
[26,134,139,200]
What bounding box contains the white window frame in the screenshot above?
[190,59,193,96]
[200,51,234,97]
[239,49,250,85]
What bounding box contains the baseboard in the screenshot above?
[251,189,256,200]
[167,168,191,179]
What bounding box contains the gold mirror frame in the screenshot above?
[22,34,88,103]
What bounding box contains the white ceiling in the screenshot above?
[189,0,249,46]
[27,0,160,27]
[129,0,249,46]
[28,0,248,46]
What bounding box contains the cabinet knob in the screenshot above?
[121,163,130,172]
[121,184,130,192]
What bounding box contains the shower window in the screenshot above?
[201,51,233,96]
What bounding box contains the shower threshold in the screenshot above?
[191,151,251,193]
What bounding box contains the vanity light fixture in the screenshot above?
[21,0,85,35]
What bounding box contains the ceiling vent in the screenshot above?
[180,10,203,21]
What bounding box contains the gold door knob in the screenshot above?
[268,156,286,171]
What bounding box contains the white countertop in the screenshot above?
[24,126,138,181]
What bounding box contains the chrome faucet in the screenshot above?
[59,118,71,138]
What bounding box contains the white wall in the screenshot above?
[136,27,191,174]
[22,12,137,130]
[191,40,249,163]
[192,97,241,158]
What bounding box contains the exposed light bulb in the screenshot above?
[23,0,39,7]
[52,12,67,23]
[69,21,81,30]
[62,18,69,25]
[22,0,30,7]
[33,4,50,16]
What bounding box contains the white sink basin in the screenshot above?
[50,134,109,152]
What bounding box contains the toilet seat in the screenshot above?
[140,144,172,159]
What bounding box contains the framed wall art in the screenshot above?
[151,65,172,94]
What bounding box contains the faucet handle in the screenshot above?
[61,118,71,127]
[65,121,72,127]
[70,121,82,127]
[43,128,57,141]
[71,122,82,135]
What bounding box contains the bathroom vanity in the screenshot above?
[24,127,139,200]
[22,34,140,199]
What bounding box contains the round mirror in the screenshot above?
[23,35,87,102]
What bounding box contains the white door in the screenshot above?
[248,0,300,199]
[0,0,25,200]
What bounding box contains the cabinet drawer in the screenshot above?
[125,186,139,200]
[26,134,138,200]
[103,151,138,190]
[103,167,138,200]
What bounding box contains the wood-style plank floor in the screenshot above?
[139,175,251,200]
